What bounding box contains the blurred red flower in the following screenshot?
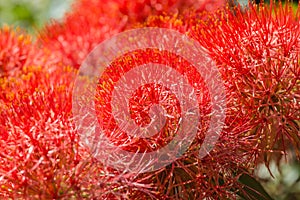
[0,26,60,78]
[0,26,34,77]
[38,0,226,68]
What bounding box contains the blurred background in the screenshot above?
[0,0,73,32]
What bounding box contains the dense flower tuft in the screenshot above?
[0,26,61,78]
[190,2,300,164]
[38,0,226,68]
[92,39,254,199]
[0,66,82,198]
[0,0,299,199]
[0,26,34,77]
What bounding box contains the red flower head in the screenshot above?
[191,2,300,165]
[0,26,34,77]
[38,0,227,69]
[0,66,130,199]
[4,0,298,199]
[0,66,82,198]
[0,26,61,78]
[76,12,254,199]
[0,65,153,199]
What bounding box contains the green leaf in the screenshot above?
[238,173,274,200]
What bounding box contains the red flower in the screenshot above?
[0,26,61,78]
[95,2,300,198]
[0,66,127,198]
[190,2,300,164]
[0,66,132,199]
[38,0,226,69]
[117,0,226,23]
[89,19,253,199]
[0,66,75,198]
[4,1,299,199]
[0,26,33,77]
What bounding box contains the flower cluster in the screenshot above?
[0,26,36,77]
[190,2,300,165]
[38,0,226,68]
[0,0,299,199]
[0,26,60,78]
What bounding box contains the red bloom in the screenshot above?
[0,26,61,78]
[98,2,300,198]
[3,1,299,199]
[0,26,34,77]
[0,66,130,199]
[88,21,253,200]
[0,66,82,198]
[38,0,226,69]
[117,0,226,23]
[191,2,300,164]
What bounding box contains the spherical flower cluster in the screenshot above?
[0,66,80,198]
[190,2,300,165]
[0,66,131,199]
